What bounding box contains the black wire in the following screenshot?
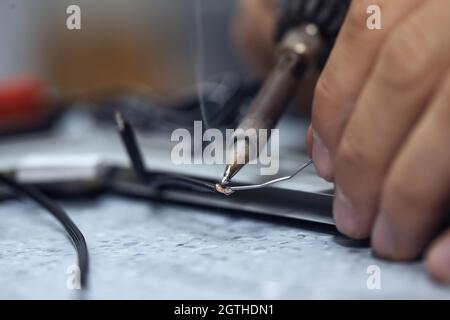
[115,111,218,193]
[116,111,148,181]
[0,174,89,288]
[148,174,216,193]
[93,74,259,132]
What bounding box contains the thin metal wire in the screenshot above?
[229,159,313,191]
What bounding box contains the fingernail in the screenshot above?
[333,186,358,235]
[312,130,333,181]
[372,212,397,258]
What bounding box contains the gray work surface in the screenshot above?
[1,116,450,299]
[1,195,450,299]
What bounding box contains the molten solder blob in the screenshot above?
[215,184,234,196]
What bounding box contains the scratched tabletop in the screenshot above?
[1,195,450,299]
[0,114,449,299]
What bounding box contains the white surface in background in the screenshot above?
[16,154,105,183]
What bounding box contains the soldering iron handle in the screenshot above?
[275,0,351,66]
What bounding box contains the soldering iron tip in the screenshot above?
[221,176,229,186]
[221,165,232,186]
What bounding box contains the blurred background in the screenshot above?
[0,0,245,95]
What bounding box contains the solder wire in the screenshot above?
[226,159,313,193]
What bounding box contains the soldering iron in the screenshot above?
[221,0,351,186]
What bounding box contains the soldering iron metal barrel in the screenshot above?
[221,24,323,185]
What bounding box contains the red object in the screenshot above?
[0,77,47,130]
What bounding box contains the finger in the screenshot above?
[233,0,318,113]
[426,227,450,283]
[372,70,450,260]
[311,0,423,180]
[333,0,450,238]
[306,125,313,158]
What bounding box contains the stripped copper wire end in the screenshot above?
[215,183,234,196]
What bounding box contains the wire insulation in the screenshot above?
[116,111,217,193]
[0,174,89,288]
